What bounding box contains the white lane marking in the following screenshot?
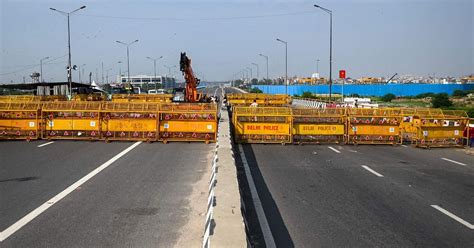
[348,149,358,153]
[238,144,276,248]
[37,141,54,148]
[441,158,467,166]
[361,165,384,177]
[431,205,474,229]
[0,141,142,242]
[401,145,408,148]
[328,146,341,154]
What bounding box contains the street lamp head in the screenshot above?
[134,39,139,42]
[49,7,56,11]
[80,6,86,9]
[159,56,163,59]
[314,4,320,8]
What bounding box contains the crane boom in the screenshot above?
[179,52,201,102]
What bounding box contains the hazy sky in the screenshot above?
[1,0,473,83]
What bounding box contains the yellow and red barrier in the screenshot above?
[292,108,346,144]
[0,102,41,140]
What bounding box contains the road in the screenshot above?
[0,140,213,247]
[238,144,474,247]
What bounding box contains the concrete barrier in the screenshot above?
[203,96,246,247]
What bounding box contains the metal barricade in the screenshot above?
[413,109,468,148]
[233,107,292,144]
[347,108,402,145]
[227,93,291,107]
[41,102,102,140]
[111,94,173,103]
[159,103,217,143]
[292,107,346,144]
[101,102,160,141]
[0,102,41,140]
[0,95,37,103]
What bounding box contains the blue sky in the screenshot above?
[1,0,472,83]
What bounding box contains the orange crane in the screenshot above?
[180,52,204,102]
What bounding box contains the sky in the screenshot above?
[0,0,473,83]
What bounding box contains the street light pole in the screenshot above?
[251,63,259,79]
[116,40,139,87]
[49,5,86,98]
[117,61,122,82]
[316,59,320,74]
[276,38,288,95]
[147,56,163,92]
[314,4,333,99]
[40,56,49,83]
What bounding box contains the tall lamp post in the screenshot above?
[276,38,288,95]
[40,56,50,82]
[314,4,333,99]
[116,40,139,86]
[259,53,269,93]
[49,5,86,97]
[251,63,259,79]
[78,64,86,83]
[147,56,163,92]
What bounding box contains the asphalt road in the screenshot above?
[239,144,474,247]
[0,140,213,247]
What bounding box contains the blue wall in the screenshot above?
[253,83,474,97]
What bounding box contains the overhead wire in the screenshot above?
[77,10,316,21]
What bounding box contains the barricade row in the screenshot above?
[0,101,217,143]
[232,106,470,148]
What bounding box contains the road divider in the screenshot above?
[203,105,246,248]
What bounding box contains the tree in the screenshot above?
[381,93,396,102]
[250,88,263,93]
[301,91,313,98]
[452,90,467,97]
[431,93,452,108]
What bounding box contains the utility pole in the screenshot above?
[314,4,333,99]
[251,63,259,79]
[116,40,139,86]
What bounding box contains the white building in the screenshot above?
[117,75,177,89]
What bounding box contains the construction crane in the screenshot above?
[180,52,205,102]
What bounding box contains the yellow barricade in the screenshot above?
[233,107,292,144]
[0,95,67,103]
[227,93,291,107]
[347,108,402,145]
[111,94,173,103]
[41,101,102,140]
[412,109,468,148]
[72,94,105,102]
[101,102,160,141]
[0,102,41,140]
[159,103,217,143]
[292,107,346,144]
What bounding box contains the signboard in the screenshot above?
[339,70,346,79]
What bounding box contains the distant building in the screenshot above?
[117,75,177,90]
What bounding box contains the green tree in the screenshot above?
[415,92,435,99]
[431,93,453,108]
[381,93,396,102]
[301,91,313,98]
[452,90,467,97]
[250,88,263,93]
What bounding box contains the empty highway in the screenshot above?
[0,140,213,247]
[238,144,473,247]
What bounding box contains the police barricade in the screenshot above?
[413,109,468,148]
[233,107,292,144]
[0,95,37,103]
[41,102,102,140]
[158,103,217,143]
[72,94,105,102]
[226,93,291,107]
[0,102,41,140]
[292,107,346,144]
[346,108,402,145]
[101,102,160,142]
[111,94,173,103]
